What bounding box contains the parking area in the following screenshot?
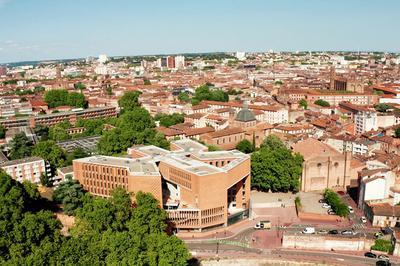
[251,191,296,208]
[297,192,326,215]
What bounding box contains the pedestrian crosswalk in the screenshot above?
[352,223,365,230]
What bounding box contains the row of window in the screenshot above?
[216,135,244,145]
[83,172,128,184]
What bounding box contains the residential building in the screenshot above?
[1,157,49,184]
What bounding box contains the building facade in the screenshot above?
[73,139,251,231]
[1,157,49,184]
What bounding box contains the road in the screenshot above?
[187,242,398,265]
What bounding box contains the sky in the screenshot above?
[0,0,399,63]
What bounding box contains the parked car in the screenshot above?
[254,220,271,230]
[376,260,391,266]
[341,230,357,236]
[322,203,331,209]
[348,206,354,213]
[328,229,338,235]
[378,254,389,260]
[318,199,326,203]
[364,251,377,258]
[361,216,367,223]
[327,210,336,215]
[375,232,384,238]
[302,227,315,234]
[318,229,328,234]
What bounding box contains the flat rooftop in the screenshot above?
[172,139,207,152]
[75,155,160,176]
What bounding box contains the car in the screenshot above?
[375,232,384,238]
[364,251,377,258]
[376,260,391,266]
[328,229,338,235]
[318,229,328,234]
[341,230,357,236]
[361,216,367,223]
[302,227,315,234]
[318,199,326,203]
[348,206,354,213]
[322,203,331,209]
[378,254,389,260]
[327,210,336,215]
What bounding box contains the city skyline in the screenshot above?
[1,0,400,63]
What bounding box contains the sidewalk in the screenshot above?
[178,218,258,241]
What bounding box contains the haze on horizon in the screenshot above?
[0,0,399,64]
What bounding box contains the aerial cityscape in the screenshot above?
[1,1,400,265]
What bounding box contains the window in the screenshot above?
[317,163,322,167]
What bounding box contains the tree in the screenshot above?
[143,79,151,85]
[66,147,88,165]
[314,99,330,107]
[155,113,184,127]
[323,189,349,217]
[299,99,308,109]
[395,127,400,138]
[118,91,141,112]
[40,173,52,187]
[0,124,6,139]
[236,139,254,154]
[192,84,229,104]
[207,144,221,151]
[374,103,391,113]
[9,132,33,160]
[67,92,87,108]
[74,82,86,91]
[32,140,66,171]
[178,92,190,103]
[34,124,49,141]
[53,176,86,215]
[251,135,303,192]
[44,89,69,108]
[49,124,70,141]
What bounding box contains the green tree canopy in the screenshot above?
[44,89,87,108]
[236,139,254,154]
[178,91,190,103]
[53,176,86,215]
[374,103,391,113]
[9,132,33,160]
[155,113,184,127]
[314,99,330,107]
[0,124,6,139]
[32,140,66,171]
[118,91,141,112]
[192,84,229,104]
[251,135,303,192]
[299,99,308,109]
[395,127,400,138]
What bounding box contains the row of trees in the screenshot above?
[0,172,189,265]
[44,89,87,108]
[323,189,349,217]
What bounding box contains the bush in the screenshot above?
[314,99,330,107]
[371,239,393,253]
[324,189,349,217]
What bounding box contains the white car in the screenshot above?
[302,227,315,234]
[348,206,354,213]
[361,216,367,223]
[322,203,331,209]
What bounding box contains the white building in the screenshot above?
[98,54,109,64]
[235,52,246,61]
[1,157,50,184]
[174,56,185,69]
[354,110,377,135]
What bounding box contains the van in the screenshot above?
[302,227,315,234]
[254,220,271,230]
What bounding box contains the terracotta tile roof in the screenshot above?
[292,138,341,160]
[207,127,245,138]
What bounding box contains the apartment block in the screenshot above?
[1,157,50,184]
[73,139,251,231]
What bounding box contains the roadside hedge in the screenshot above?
[324,189,349,217]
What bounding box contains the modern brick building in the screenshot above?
[73,139,251,231]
